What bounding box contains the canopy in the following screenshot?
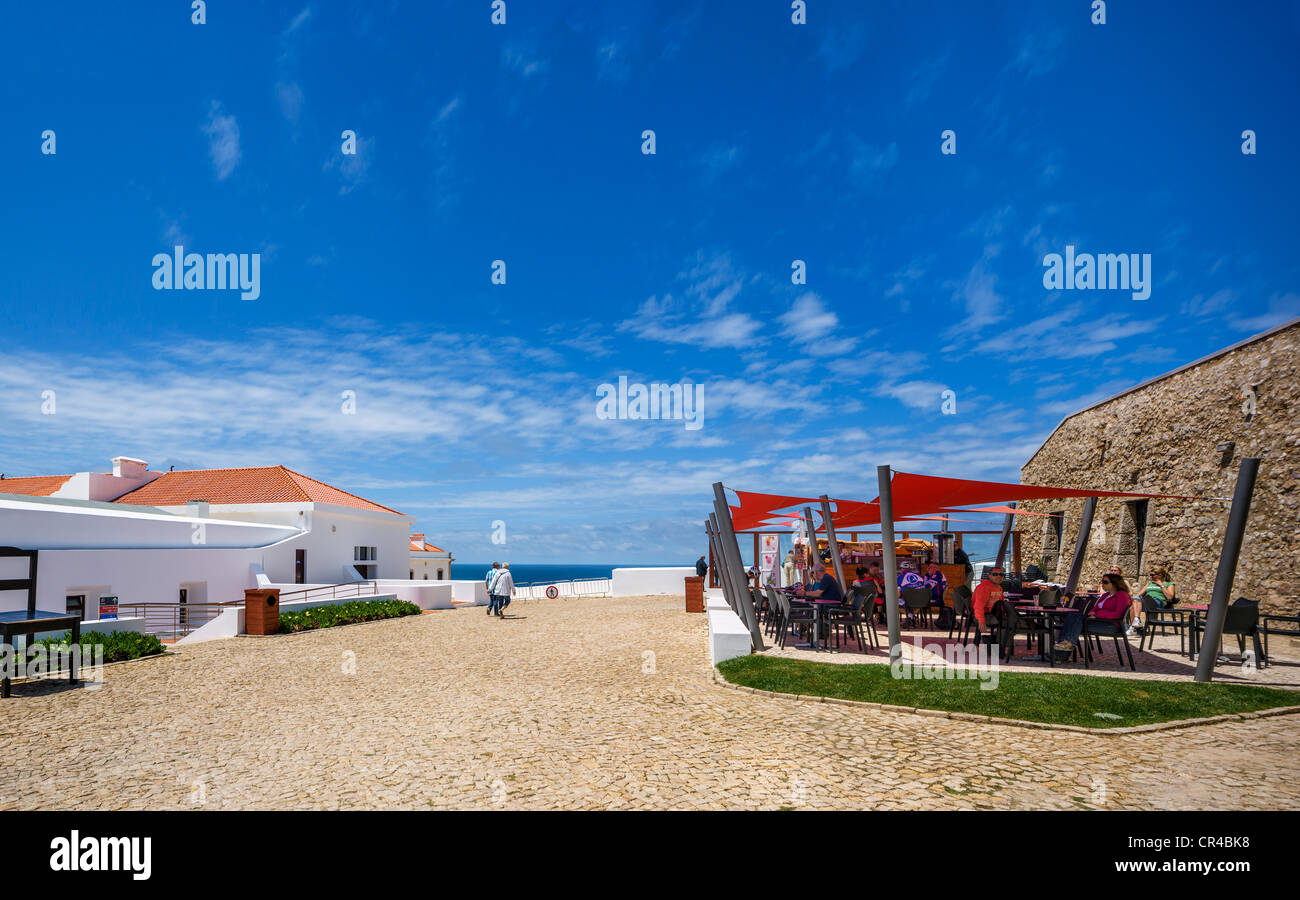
[726,472,1194,532]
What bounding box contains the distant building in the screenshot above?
[409,532,452,581]
[1019,317,1299,614]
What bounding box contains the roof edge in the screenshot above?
[1021,315,1300,473]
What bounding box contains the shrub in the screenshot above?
[37,629,165,663]
[278,598,421,633]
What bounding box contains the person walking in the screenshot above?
[498,562,515,615]
[485,562,501,615]
[488,562,515,617]
[783,551,795,587]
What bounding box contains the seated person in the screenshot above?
[1128,568,1176,634]
[1054,574,1132,652]
[923,562,948,606]
[970,568,1006,635]
[795,564,842,604]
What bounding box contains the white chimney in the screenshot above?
[187,500,210,518]
[112,456,149,479]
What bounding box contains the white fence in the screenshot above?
[511,577,612,600]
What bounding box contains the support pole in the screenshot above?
[877,466,901,662]
[819,496,847,594]
[706,517,732,610]
[1195,458,1260,683]
[995,501,1017,570]
[802,506,818,579]
[1063,497,1097,595]
[712,484,765,650]
[708,510,740,617]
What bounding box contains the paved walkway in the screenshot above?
[2,595,1298,810]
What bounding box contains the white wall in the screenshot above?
[450,581,487,605]
[375,580,453,610]
[611,567,696,597]
[707,606,752,665]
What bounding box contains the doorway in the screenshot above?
[295,549,306,584]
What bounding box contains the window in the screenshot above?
[354,546,378,561]
[435,569,443,580]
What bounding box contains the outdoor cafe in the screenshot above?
[704,462,1269,684]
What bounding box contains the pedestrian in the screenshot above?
[783,551,795,587]
[498,562,515,614]
[485,561,501,615]
[695,555,707,578]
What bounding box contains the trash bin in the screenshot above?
[684,576,704,613]
[244,588,281,635]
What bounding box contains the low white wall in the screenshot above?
[376,580,453,610]
[178,592,402,644]
[450,580,487,606]
[611,567,695,597]
[707,606,751,666]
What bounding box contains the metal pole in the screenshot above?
[877,466,901,662]
[707,515,736,614]
[1195,458,1260,683]
[712,484,765,650]
[802,506,818,579]
[819,496,847,594]
[1063,497,1097,595]
[995,501,1017,570]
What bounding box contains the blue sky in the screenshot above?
[2,0,1298,564]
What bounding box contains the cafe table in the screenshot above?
[1009,605,1076,662]
[1182,603,1210,659]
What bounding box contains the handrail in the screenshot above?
[276,580,378,604]
[509,577,612,600]
[116,601,238,639]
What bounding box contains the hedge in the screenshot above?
[278,598,422,633]
[37,630,165,663]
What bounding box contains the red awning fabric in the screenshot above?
[724,474,1195,533]
[888,472,1194,519]
[935,504,1059,517]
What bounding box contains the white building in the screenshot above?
[0,456,455,620]
[409,533,452,581]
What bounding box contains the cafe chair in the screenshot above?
[949,586,973,643]
[1192,598,1266,668]
[1137,594,1189,656]
[1080,607,1138,671]
[827,584,876,651]
[774,591,817,650]
[1261,607,1299,666]
[902,587,933,629]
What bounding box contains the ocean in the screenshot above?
[452,563,685,585]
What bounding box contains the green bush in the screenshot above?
[278,598,421,633]
[37,629,165,663]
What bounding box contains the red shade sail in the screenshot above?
[889,471,1193,519]
[934,504,1059,517]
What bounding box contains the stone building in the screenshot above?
[1018,317,1299,614]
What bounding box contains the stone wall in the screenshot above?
[1018,319,1299,615]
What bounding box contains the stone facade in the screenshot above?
[1019,318,1299,615]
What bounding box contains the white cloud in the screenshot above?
[276,81,304,125]
[1227,292,1300,333]
[201,101,240,180]
[778,292,838,345]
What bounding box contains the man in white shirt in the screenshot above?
[490,563,515,617]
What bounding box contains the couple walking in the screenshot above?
[485,561,514,617]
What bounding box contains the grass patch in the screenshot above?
[37,630,165,663]
[717,655,1299,728]
[279,598,421,633]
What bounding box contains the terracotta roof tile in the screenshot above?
[113,466,402,515]
[0,474,73,496]
[410,540,446,552]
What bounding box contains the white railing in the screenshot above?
[511,577,612,600]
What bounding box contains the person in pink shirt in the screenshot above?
[1054,573,1132,652]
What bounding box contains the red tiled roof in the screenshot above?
[0,474,73,496]
[113,466,403,515]
[410,539,446,553]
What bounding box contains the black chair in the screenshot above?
[775,593,818,650]
[1080,599,1137,671]
[1193,598,1266,668]
[1037,588,1060,608]
[1261,608,1299,665]
[902,587,933,628]
[1137,594,1189,656]
[999,603,1057,666]
[827,584,876,652]
[764,587,783,638]
[949,586,973,642]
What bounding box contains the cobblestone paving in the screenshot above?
[2,595,1298,810]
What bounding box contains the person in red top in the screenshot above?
[1054,574,1132,652]
[970,568,1006,631]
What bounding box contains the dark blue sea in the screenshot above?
[452,563,685,584]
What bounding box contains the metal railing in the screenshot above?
[115,601,241,640]
[511,577,612,600]
[276,581,380,604]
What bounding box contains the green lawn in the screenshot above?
[717,655,1300,728]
